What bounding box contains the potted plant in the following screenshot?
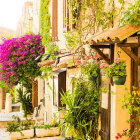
[77,54,101,82]
[6,115,34,140]
[35,124,60,137]
[102,58,127,85]
[35,113,60,137]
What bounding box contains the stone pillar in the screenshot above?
[5,93,12,113]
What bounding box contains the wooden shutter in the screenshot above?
[52,0,58,41]
[63,0,69,32]
[32,80,38,108]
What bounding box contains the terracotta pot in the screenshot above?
[10,129,34,140]
[36,127,60,137]
[113,76,126,85]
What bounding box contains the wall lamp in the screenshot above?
[54,52,78,66]
[35,51,71,62]
[35,55,42,62]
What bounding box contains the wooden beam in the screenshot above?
[124,36,138,44]
[121,47,140,65]
[117,43,139,48]
[91,45,110,48]
[93,47,110,64]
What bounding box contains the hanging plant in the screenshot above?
[102,58,127,85]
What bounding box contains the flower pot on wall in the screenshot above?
[113,76,126,85]
[10,129,34,140]
[36,127,60,138]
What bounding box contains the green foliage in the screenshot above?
[40,0,58,80]
[117,87,140,139]
[52,113,59,127]
[40,0,58,55]
[120,0,140,26]
[6,115,33,133]
[61,60,101,139]
[81,61,101,85]
[65,31,81,49]
[103,59,127,77]
[9,86,16,104]
[121,87,140,116]
[34,124,52,129]
[16,88,33,117]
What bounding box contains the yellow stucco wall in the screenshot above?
[114,45,131,139]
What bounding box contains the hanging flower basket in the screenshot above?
[113,76,126,85]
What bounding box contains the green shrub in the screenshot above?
[6,115,33,133]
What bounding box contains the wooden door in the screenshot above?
[53,69,66,107]
[1,87,6,109]
[99,78,111,140]
[99,46,114,140]
[32,80,38,108]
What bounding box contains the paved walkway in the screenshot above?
[0,129,10,140]
[0,112,24,121]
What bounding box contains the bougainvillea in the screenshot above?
[0,34,44,88]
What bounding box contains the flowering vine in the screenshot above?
[116,88,140,140]
[0,34,44,88]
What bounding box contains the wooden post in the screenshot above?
[1,87,6,109]
[32,80,38,108]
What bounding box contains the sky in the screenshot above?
[0,0,32,31]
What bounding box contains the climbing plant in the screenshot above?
[40,0,59,79]
[40,0,58,55]
[65,0,140,49]
[120,0,140,26]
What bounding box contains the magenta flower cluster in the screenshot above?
[0,34,44,88]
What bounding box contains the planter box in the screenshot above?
[10,129,34,140]
[36,127,60,137]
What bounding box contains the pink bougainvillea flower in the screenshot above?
[115,136,119,139]
[0,34,44,87]
[114,58,121,63]
[85,55,91,60]
[100,63,107,69]
[93,54,100,60]
[76,60,82,65]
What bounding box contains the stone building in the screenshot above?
[31,0,140,140]
[16,1,33,37]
